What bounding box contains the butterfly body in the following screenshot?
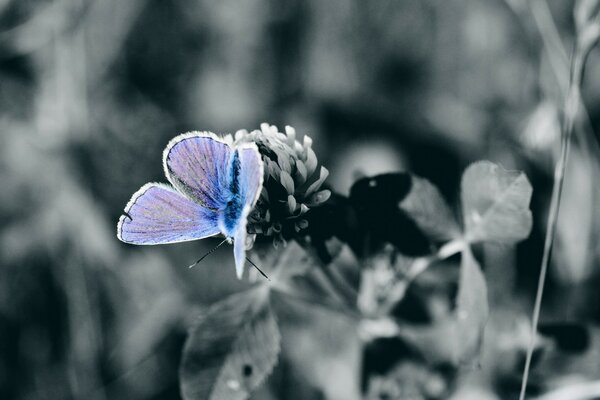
[218,150,244,236]
[117,132,264,278]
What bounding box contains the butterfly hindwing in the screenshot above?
[117,183,220,245]
[163,132,232,210]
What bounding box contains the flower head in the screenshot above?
[230,123,331,248]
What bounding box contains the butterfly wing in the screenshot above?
[237,144,264,208]
[228,143,264,278]
[163,132,232,210]
[117,183,220,244]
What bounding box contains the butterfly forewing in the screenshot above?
[117,183,220,244]
[163,132,232,210]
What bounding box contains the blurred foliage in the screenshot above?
[1,0,600,399]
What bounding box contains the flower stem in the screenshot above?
[518,35,591,400]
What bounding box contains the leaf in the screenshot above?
[397,248,488,366]
[348,173,431,257]
[461,161,533,243]
[399,175,460,242]
[453,247,489,364]
[272,291,362,400]
[180,288,281,400]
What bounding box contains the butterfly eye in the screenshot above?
[243,364,253,377]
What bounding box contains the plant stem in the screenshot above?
[274,282,361,320]
[323,262,358,303]
[437,238,467,260]
[312,264,355,307]
[518,40,588,400]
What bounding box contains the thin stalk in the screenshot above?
[324,262,358,302]
[312,265,356,309]
[528,0,600,172]
[274,282,361,320]
[376,239,466,317]
[518,44,586,400]
[530,0,570,93]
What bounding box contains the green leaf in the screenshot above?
[180,288,280,400]
[461,161,533,243]
[399,175,460,241]
[454,247,489,364]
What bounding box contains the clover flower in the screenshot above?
[231,123,331,248]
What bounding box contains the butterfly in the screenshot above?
[117,131,264,279]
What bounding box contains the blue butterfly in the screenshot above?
[117,132,264,279]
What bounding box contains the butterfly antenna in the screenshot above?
[188,238,229,269]
[246,257,270,281]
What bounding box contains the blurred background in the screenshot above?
[1,0,600,399]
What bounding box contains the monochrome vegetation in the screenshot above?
[1,1,600,400]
